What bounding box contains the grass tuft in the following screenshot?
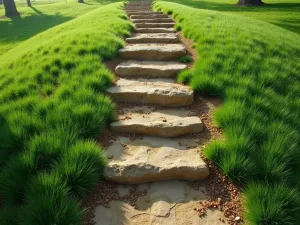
[22,172,82,225]
[179,55,193,63]
[57,140,107,198]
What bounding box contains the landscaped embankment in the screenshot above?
[0,2,133,224]
[154,1,300,224]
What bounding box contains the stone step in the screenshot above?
[135,23,175,28]
[110,108,203,137]
[106,78,194,107]
[135,27,175,33]
[115,60,186,78]
[126,33,179,44]
[131,14,169,19]
[119,44,186,61]
[103,136,209,183]
[132,18,173,23]
[127,11,163,16]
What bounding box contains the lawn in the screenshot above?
[0,2,133,224]
[0,0,109,55]
[154,1,300,224]
[162,0,300,34]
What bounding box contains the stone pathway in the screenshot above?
[91,1,229,224]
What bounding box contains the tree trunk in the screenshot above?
[237,0,264,5]
[78,0,84,3]
[2,0,19,17]
[27,0,31,7]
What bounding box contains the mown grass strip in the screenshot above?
[0,2,133,224]
[154,1,300,224]
[0,0,105,55]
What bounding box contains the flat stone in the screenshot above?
[131,14,169,19]
[116,60,186,78]
[93,181,229,225]
[119,44,186,61]
[135,23,175,28]
[126,33,178,43]
[106,78,193,107]
[110,110,203,137]
[131,18,173,23]
[136,27,175,33]
[103,137,209,183]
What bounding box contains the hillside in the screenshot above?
[0,2,133,224]
[154,1,300,224]
[0,0,107,55]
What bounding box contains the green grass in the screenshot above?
[0,0,109,55]
[0,2,133,223]
[157,0,300,34]
[154,1,300,224]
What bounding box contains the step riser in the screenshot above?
[120,50,185,60]
[132,18,173,23]
[126,36,178,44]
[127,12,163,16]
[136,28,175,33]
[110,123,203,137]
[104,166,209,184]
[108,92,194,107]
[116,61,186,78]
[135,23,175,28]
[131,14,169,19]
[116,68,183,78]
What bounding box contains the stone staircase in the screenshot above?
[104,1,209,184]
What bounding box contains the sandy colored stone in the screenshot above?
[93,201,150,225]
[132,18,173,23]
[136,27,175,33]
[116,60,186,77]
[107,78,193,107]
[131,14,169,19]
[110,110,203,137]
[126,33,179,44]
[93,181,227,225]
[135,23,175,28]
[119,44,186,60]
[104,136,209,183]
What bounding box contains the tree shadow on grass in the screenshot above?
[29,6,43,15]
[169,0,300,13]
[168,0,300,34]
[0,12,72,53]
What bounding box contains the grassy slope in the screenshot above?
[154,1,300,224]
[0,2,133,224]
[0,0,106,55]
[159,0,300,34]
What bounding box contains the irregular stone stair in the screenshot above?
[102,1,209,186]
[106,78,194,107]
[110,111,203,137]
[126,33,179,44]
[103,136,209,183]
[119,44,186,60]
[131,18,173,23]
[135,23,175,28]
[116,60,186,78]
[135,28,175,33]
